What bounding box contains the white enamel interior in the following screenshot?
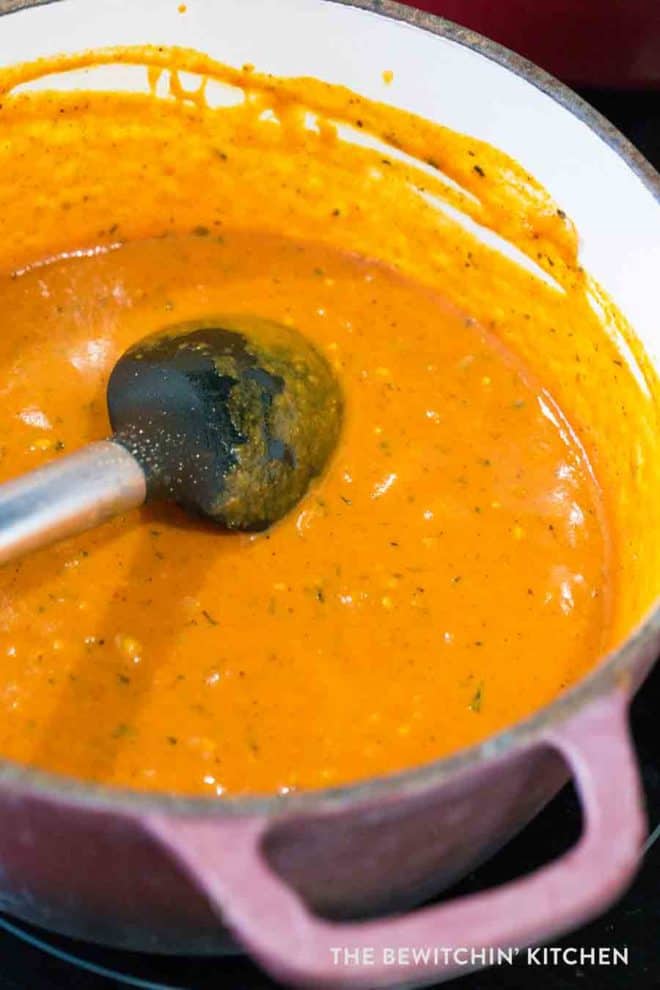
[0,0,658,372]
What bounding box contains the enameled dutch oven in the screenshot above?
[0,1,658,988]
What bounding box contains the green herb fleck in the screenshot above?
[111,722,135,739]
[469,683,484,713]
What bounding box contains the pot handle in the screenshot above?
[147,689,645,989]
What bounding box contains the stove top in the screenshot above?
[0,89,657,990]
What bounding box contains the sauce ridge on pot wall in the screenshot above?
[0,47,657,796]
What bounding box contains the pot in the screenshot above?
[0,1,658,988]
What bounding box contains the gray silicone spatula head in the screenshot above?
[108,315,343,531]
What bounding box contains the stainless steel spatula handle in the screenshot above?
[0,441,146,565]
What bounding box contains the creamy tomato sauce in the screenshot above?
[0,47,655,795]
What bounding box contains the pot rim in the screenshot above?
[0,0,658,819]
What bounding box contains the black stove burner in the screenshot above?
[0,90,658,990]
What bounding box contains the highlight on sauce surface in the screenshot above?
[0,46,657,796]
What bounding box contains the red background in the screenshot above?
[398,1,660,88]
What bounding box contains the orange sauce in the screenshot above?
[0,47,656,795]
